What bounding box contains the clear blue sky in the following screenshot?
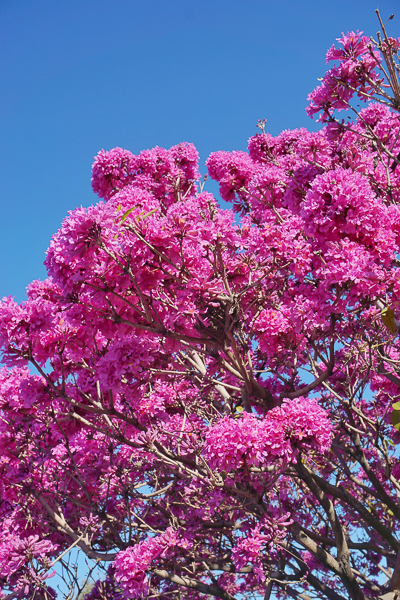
[0,0,398,302]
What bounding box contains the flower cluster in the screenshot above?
[232,514,292,582]
[204,398,332,472]
[307,31,383,121]
[0,532,57,592]
[92,142,199,203]
[114,528,178,599]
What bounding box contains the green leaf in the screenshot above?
[234,405,245,419]
[141,208,158,220]
[390,408,400,430]
[392,402,400,411]
[381,307,397,334]
[120,206,136,223]
[116,204,122,212]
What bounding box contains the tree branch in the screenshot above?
[154,569,237,600]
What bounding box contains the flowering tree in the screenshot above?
[3,10,400,600]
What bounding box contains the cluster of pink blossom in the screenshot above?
[92,143,199,203]
[204,398,332,473]
[114,528,178,598]
[0,531,57,593]
[307,31,383,121]
[231,514,292,582]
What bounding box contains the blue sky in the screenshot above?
[0,0,398,302]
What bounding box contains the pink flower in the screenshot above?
[114,528,178,598]
[325,31,369,63]
[204,398,332,472]
[92,147,136,200]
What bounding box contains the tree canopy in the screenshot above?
[1,11,400,600]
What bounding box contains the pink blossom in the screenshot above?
[204,398,332,472]
[114,528,178,598]
[92,147,137,200]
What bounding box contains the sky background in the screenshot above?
[0,0,399,302]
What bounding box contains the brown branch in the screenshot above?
[284,334,336,401]
[299,525,392,556]
[308,471,399,552]
[388,547,400,593]
[307,571,349,600]
[32,491,116,561]
[153,569,237,600]
[280,541,349,600]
